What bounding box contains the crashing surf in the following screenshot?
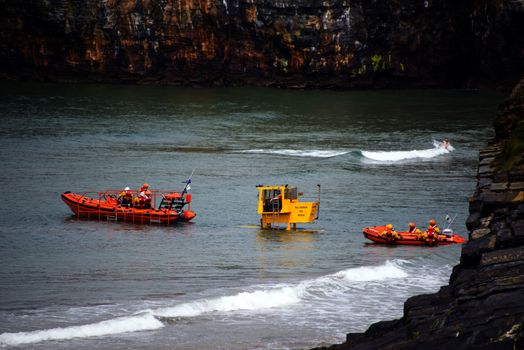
[0,261,413,346]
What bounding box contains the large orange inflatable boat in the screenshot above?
[62,187,196,225]
[363,225,466,246]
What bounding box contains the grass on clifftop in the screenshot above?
[496,119,524,172]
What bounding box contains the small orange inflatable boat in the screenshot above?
[62,187,196,225]
[363,225,466,246]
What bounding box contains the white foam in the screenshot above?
[0,313,163,346]
[237,149,348,158]
[0,261,408,345]
[154,287,302,318]
[333,260,408,281]
[361,141,452,162]
[156,261,407,317]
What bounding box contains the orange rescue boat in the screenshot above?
[62,183,196,225]
[363,225,466,246]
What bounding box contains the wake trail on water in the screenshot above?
[235,141,453,161]
[0,261,410,346]
[236,149,349,158]
[360,140,454,162]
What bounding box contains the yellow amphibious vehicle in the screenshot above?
[256,185,320,230]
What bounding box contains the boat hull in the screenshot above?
[363,225,466,246]
[62,192,196,225]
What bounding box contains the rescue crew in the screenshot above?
[138,183,152,209]
[408,222,420,234]
[118,186,133,207]
[422,224,438,244]
[428,219,440,234]
[132,183,152,208]
[380,224,400,243]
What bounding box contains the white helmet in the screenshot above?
[124,187,130,191]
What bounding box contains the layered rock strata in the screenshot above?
[1,0,523,88]
[316,77,524,349]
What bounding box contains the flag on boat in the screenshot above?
[445,214,452,223]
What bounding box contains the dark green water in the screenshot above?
[0,82,503,349]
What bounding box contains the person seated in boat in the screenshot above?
[408,222,420,234]
[428,219,442,241]
[117,188,126,204]
[381,224,400,242]
[118,187,133,207]
[422,225,438,244]
[428,219,440,234]
[137,193,151,208]
[439,138,450,149]
[144,189,152,208]
[138,183,152,209]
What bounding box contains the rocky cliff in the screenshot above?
[316,77,524,350]
[1,0,523,88]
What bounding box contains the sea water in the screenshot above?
[0,82,503,349]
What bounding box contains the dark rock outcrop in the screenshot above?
[314,77,524,350]
[1,0,523,88]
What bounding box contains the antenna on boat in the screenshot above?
[316,184,321,219]
[440,213,456,231]
[181,169,195,196]
[444,214,457,230]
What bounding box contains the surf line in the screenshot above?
[0,261,408,346]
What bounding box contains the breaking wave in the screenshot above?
[0,313,163,346]
[333,263,408,282]
[154,286,302,318]
[236,149,349,158]
[360,141,454,162]
[0,261,408,346]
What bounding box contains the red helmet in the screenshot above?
[429,219,436,226]
[142,183,149,188]
[409,222,416,228]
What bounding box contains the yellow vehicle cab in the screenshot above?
[256,184,320,230]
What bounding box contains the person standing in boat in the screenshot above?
[381,224,400,243]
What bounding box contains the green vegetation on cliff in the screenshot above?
[496,119,524,172]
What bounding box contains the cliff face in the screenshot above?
[316,77,524,350]
[1,0,523,87]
